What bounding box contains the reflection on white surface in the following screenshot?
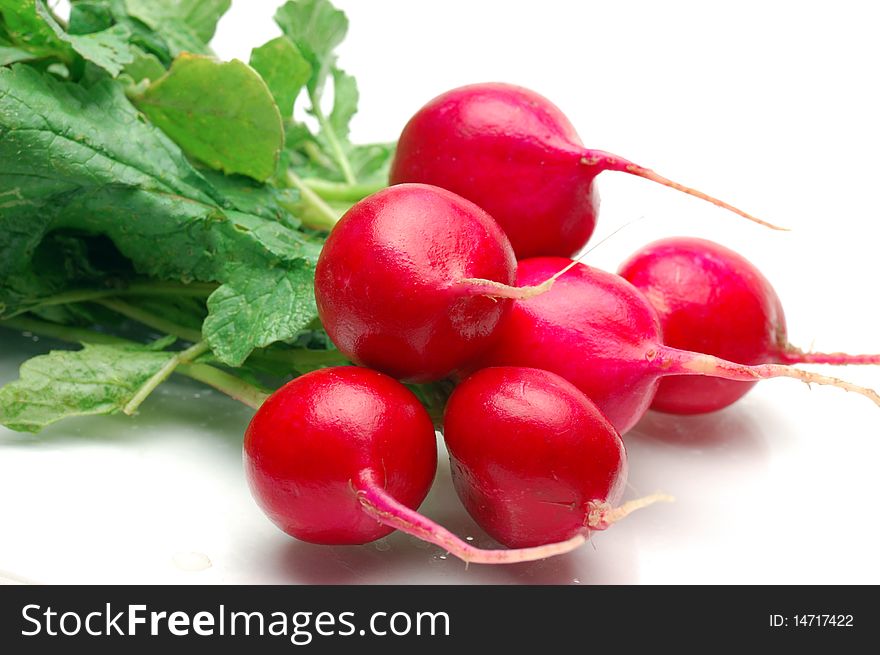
[2,327,879,584]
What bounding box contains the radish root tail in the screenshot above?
[586,493,674,531]
[776,345,880,367]
[581,149,787,231]
[357,481,587,565]
[656,346,880,408]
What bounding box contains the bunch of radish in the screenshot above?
[245,83,880,565]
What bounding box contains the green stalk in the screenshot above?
[0,317,267,411]
[177,363,269,410]
[96,298,203,343]
[254,347,349,369]
[285,170,341,230]
[0,316,130,345]
[309,93,357,185]
[303,178,386,202]
[303,141,337,170]
[123,340,210,415]
[6,280,215,319]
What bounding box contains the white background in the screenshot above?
[1,0,879,584]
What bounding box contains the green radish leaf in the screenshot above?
[0,0,74,60]
[123,0,229,56]
[174,0,232,43]
[274,0,348,94]
[133,54,284,181]
[123,47,166,83]
[348,141,395,185]
[249,36,311,119]
[0,343,176,433]
[199,168,300,225]
[327,66,357,141]
[203,261,317,367]
[0,43,34,65]
[0,234,109,321]
[67,2,116,35]
[0,64,320,364]
[31,1,134,77]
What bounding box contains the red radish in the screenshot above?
[315,184,551,383]
[474,258,880,434]
[390,83,782,259]
[244,366,587,563]
[443,366,668,548]
[619,237,880,414]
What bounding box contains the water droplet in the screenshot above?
[31,336,39,342]
[465,536,474,542]
[374,539,391,552]
[22,331,32,338]
[572,578,581,585]
[193,393,201,399]
[438,554,447,560]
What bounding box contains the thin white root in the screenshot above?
[586,493,674,530]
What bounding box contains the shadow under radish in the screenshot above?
[628,404,770,454]
[271,444,639,585]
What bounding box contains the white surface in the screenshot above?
[2,0,880,584]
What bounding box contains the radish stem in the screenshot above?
[285,170,341,230]
[304,178,386,202]
[177,363,269,409]
[95,298,202,343]
[123,340,210,415]
[309,93,357,185]
[5,281,215,319]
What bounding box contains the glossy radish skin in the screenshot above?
[619,237,880,414]
[391,84,598,259]
[244,367,437,545]
[390,83,778,259]
[619,237,782,414]
[476,259,880,433]
[245,367,588,564]
[475,258,663,434]
[315,184,546,383]
[443,367,627,548]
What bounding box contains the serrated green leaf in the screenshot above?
[0,343,176,432]
[249,36,310,119]
[327,66,357,141]
[133,54,284,181]
[348,141,395,185]
[203,261,316,367]
[123,0,228,56]
[176,0,231,43]
[27,1,135,77]
[274,0,347,94]
[0,64,320,363]
[0,63,219,280]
